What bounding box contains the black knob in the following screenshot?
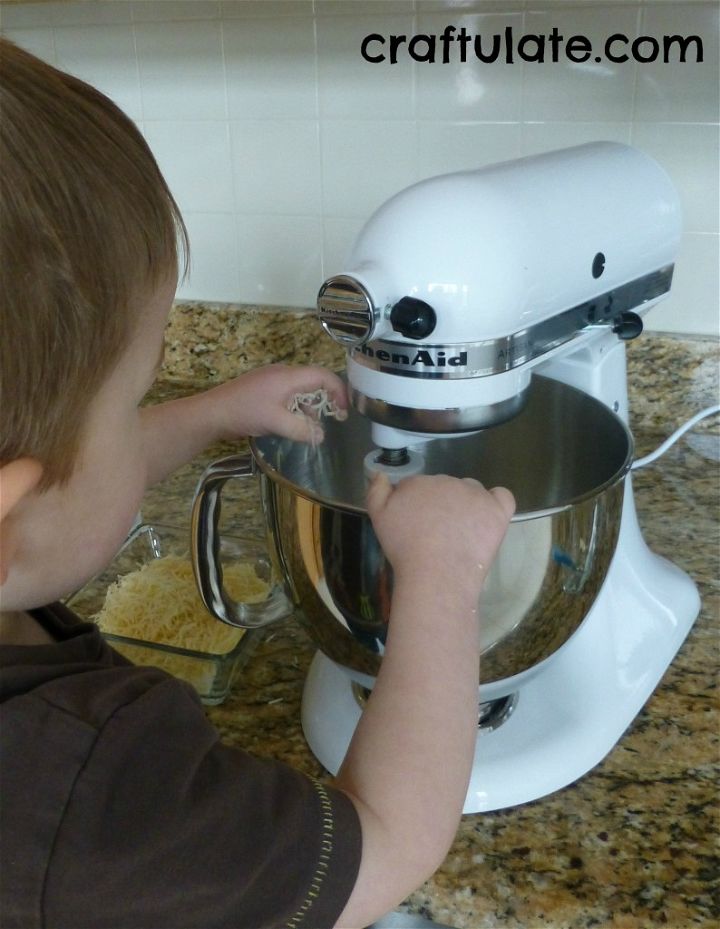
[612,311,643,341]
[390,296,437,340]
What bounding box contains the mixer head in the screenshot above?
[317,142,681,470]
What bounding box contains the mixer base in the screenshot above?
[301,541,699,813]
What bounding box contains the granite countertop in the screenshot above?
[138,305,718,929]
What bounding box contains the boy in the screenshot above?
[0,39,514,928]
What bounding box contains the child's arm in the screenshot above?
[332,473,515,928]
[140,365,347,487]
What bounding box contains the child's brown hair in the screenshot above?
[0,38,187,488]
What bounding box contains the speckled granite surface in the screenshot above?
[139,303,718,929]
[162,301,346,384]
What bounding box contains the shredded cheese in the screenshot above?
[94,554,268,655]
[288,388,344,420]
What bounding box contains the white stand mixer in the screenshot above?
[304,143,700,812]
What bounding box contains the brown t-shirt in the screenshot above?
[0,603,361,929]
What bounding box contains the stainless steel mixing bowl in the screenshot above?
[192,375,633,688]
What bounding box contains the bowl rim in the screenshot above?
[250,377,635,520]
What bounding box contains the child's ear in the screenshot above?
[0,459,43,585]
[0,459,43,521]
[0,458,43,522]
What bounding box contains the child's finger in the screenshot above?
[366,471,393,516]
[489,486,516,520]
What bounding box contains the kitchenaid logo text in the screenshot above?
[359,344,467,368]
[360,26,703,65]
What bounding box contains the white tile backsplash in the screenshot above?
[54,24,142,121]
[132,2,220,23]
[521,121,632,156]
[230,119,322,215]
[143,120,235,214]
[647,234,720,337]
[317,13,415,119]
[135,20,226,120]
[182,212,239,300]
[523,5,641,122]
[2,0,718,334]
[321,215,366,280]
[635,2,720,123]
[317,1,416,15]
[2,26,56,63]
[415,11,525,120]
[630,122,720,235]
[236,214,323,306]
[54,1,132,25]
[320,119,418,217]
[221,1,314,17]
[417,121,523,178]
[224,16,318,119]
[2,1,130,27]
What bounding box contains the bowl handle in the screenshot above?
[191,454,293,628]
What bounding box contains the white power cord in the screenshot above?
[631,403,720,470]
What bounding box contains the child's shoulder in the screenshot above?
[0,613,362,929]
[35,659,191,730]
[1,600,197,733]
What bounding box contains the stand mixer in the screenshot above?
[192,142,701,812]
[306,142,699,811]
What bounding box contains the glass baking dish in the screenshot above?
[67,523,281,705]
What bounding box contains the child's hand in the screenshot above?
[335,470,515,926]
[367,471,515,590]
[140,365,348,487]
[205,364,348,444]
